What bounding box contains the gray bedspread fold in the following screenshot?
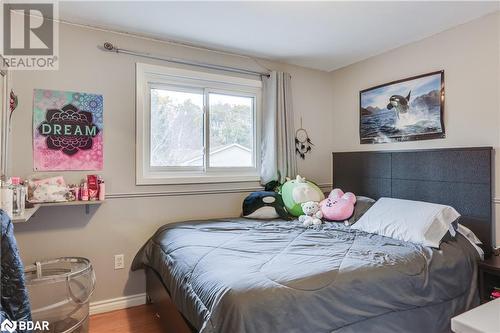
[132,218,479,333]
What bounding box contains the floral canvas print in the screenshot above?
[33,89,103,170]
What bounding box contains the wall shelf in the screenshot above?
[12,200,105,223]
[12,205,40,223]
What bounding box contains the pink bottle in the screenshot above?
[81,182,89,201]
[98,180,105,201]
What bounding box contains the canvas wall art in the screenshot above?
[33,89,103,171]
[359,71,444,144]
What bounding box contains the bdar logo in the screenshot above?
[1,319,17,333]
[1,319,49,332]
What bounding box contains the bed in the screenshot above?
[132,147,492,333]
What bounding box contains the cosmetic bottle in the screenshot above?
[98,177,105,201]
[81,182,89,201]
[11,177,25,216]
[74,185,80,201]
[0,179,13,218]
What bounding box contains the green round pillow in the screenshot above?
[281,175,325,216]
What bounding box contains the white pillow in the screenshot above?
[351,197,460,248]
[457,224,484,259]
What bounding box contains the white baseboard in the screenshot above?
[89,293,147,315]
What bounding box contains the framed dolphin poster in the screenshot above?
[359,71,444,144]
[33,89,103,171]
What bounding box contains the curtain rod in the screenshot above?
[101,42,270,78]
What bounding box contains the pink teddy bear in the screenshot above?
[320,189,356,221]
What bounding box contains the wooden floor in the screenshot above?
[89,305,164,333]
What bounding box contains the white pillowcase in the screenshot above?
[351,197,461,248]
[457,224,484,259]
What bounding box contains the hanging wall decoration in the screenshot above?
[9,90,18,122]
[295,118,313,160]
[359,71,444,144]
[33,89,103,171]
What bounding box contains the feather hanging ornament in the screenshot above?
[295,118,314,160]
[9,89,18,122]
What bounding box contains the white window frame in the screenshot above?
[136,63,262,185]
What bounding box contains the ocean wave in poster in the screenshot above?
[360,89,442,142]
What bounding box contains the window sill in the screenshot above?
[136,173,261,186]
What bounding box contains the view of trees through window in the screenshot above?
[150,88,254,168]
[209,93,254,167]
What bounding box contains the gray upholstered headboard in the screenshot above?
[332,147,493,253]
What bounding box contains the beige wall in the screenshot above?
[330,12,500,243]
[10,12,500,304]
[10,22,334,302]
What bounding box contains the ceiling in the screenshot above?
[59,1,499,72]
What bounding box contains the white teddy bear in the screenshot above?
[298,201,323,227]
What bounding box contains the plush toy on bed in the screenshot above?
[299,201,323,226]
[281,175,325,216]
[320,188,357,221]
[242,191,289,220]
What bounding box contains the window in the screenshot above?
[150,87,204,168]
[136,63,262,185]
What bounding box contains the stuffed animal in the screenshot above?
[280,175,325,216]
[242,191,289,220]
[298,201,323,226]
[320,188,356,221]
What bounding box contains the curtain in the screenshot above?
[261,71,297,185]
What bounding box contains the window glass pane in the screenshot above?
[209,93,254,167]
[150,88,204,167]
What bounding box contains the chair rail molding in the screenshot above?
[105,183,333,199]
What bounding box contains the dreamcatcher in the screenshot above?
[295,118,313,159]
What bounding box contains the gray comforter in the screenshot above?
[132,218,479,333]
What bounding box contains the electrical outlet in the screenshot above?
[114,254,124,270]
